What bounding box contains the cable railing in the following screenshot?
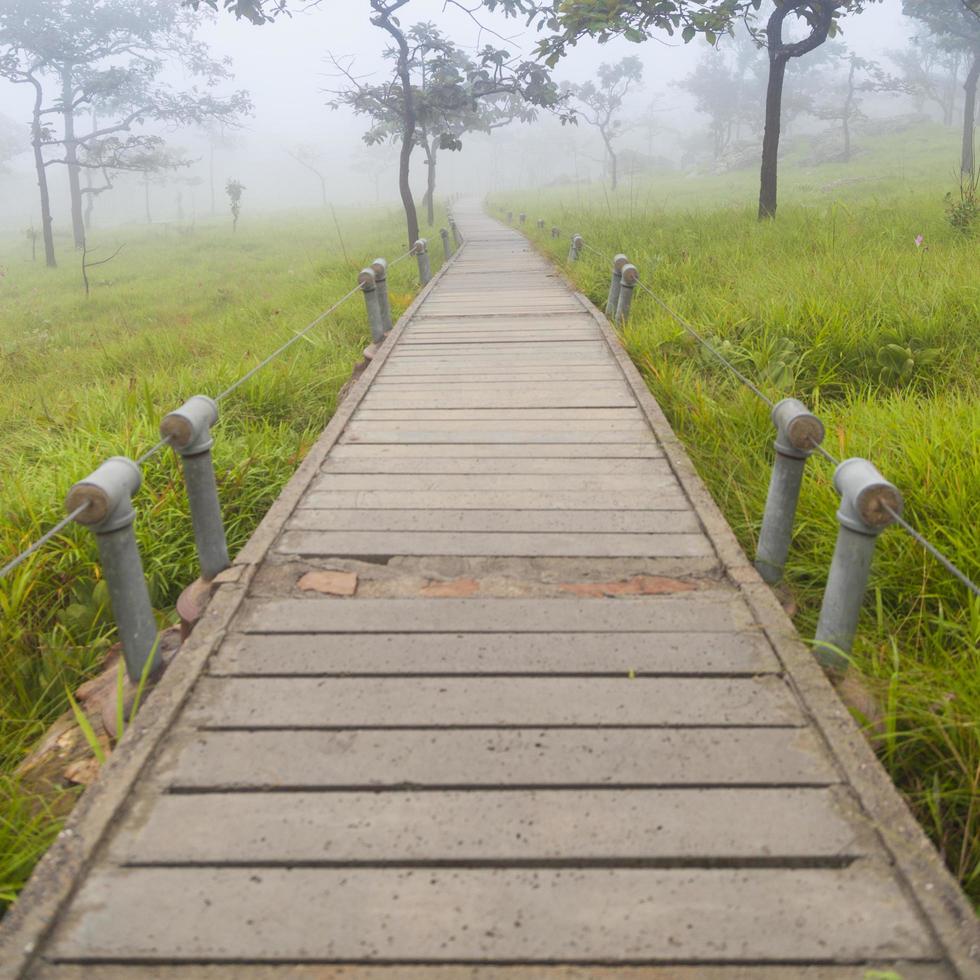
[0,229,461,683]
[518,215,977,668]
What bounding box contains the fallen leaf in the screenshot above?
[297,571,358,597]
[420,578,479,597]
[560,576,697,598]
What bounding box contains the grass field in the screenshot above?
[0,204,443,908]
[494,122,980,904]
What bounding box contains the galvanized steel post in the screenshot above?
[440,227,452,263]
[450,219,462,249]
[536,218,545,230]
[551,226,560,240]
[66,457,159,681]
[754,399,825,585]
[161,395,230,582]
[814,458,903,669]
[507,211,513,223]
[371,257,393,334]
[606,254,629,317]
[615,264,638,323]
[358,267,386,344]
[414,238,431,285]
[568,234,584,262]
[519,212,527,225]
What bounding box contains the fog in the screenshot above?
[0,0,933,233]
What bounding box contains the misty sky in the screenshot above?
[0,0,924,228]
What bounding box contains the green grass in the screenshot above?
[495,122,980,904]
[0,204,444,910]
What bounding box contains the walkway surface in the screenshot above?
[2,203,978,979]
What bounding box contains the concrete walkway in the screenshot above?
[2,203,977,978]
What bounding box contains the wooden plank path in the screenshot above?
[3,204,978,979]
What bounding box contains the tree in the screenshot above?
[811,49,902,162]
[0,0,250,256]
[530,0,883,219]
[327,9,561,244]
[888,36,966,127]
[226,177,244,231]
[565,57,642,190]
[286,144,329,206]
[903,0,980,175]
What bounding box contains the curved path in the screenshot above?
[2,203,977,978]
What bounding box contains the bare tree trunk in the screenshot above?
[28,77,56,267]
[209,141,216,215]
[842,57,856,163]
[374,2,420,246]
[759,54,788,219]
[61,66,86,249]
[423,141,437,226]
[601,130,618,190]
[144,178,152,224]
[962,51,980,177]
[319,175,327,207]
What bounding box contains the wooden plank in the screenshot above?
[287,508,698,533]
[329,444,664,459]
[317,458,671,475]
[48,864,936,963]
[276,530,710,559]
[235,597,755,634]
[310,473,675,491]
[184,676,801,728]
[358,394,638,409]
[109,789,868,865]
[33,963,957,979]
[342,433,658,447]
[299,490,687,510]
[152,727,839,790]
[347,419,650,433]
[351,409,646,422]
[210,630,778,676]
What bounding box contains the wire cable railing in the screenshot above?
[0,245,420,589]
[547,225,980,637]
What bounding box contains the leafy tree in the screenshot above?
[565,57,642,190]
[226,177,244,231]
[530,0,883,219]
[327,9,560,244]
[0,0,250,262]
[888,36,966,127]
[903,0,980,175]
[811,49,902,162]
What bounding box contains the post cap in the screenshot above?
[572,234,584,247]
[620,264,639,286]
[440,228,449,239]
[358,267,377,290]
[66,456,141,533]
[161,395,219,456]
[833,457,903,535]
[413,238,428,254]
[371,257,388,279]
[771,397,824,459]
[613,254,629,272]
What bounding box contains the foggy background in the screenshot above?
[0,0,936,232]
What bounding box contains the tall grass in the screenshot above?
[0,204,444,908]
[496,125,980,902]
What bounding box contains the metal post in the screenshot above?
[414,238,431,285]
[536,218,545,230]
[551,226,560,240]
[519,212,526,225]
[755,399,825,585]
[359,267,386,344]
[568,234,584,262]
[66,457,159,681]
[161,395,230,582]
[450,219,462,249]
[814,458,903,669]
[440,227,452,262]
[371,257,393,334]
[507,211,513,223]
[605,254,629,317]
[615,264,638,323]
